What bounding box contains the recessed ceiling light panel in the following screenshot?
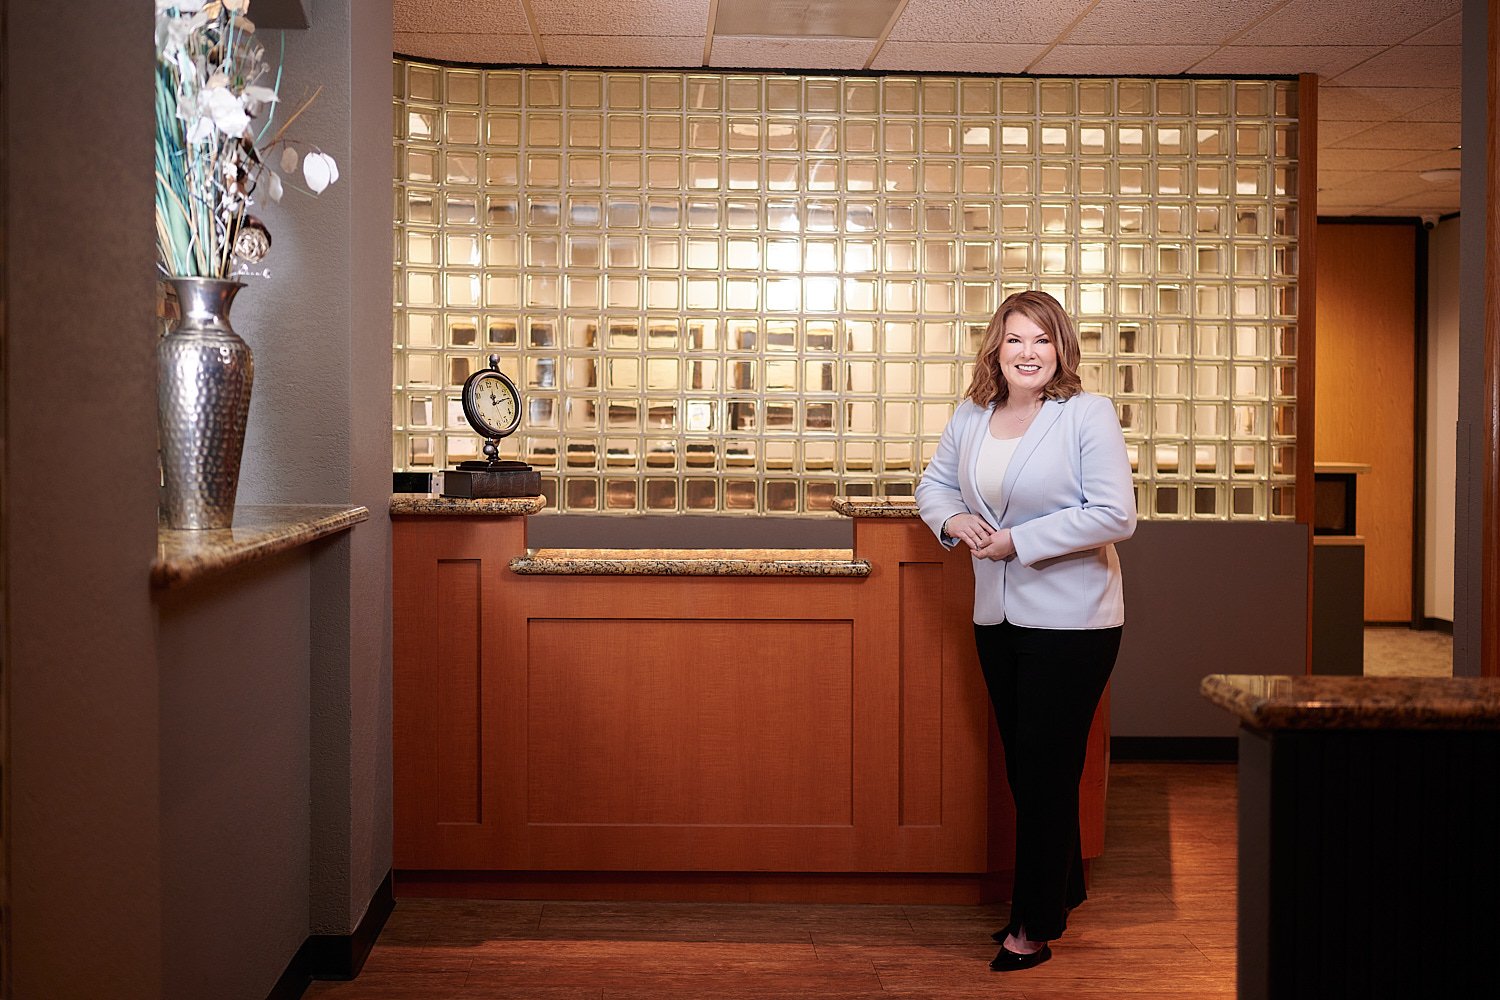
[714,0,905,39]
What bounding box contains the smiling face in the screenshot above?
[998,312,1058,399]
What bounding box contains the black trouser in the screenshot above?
[974,619,1122,942]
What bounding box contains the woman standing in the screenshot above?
[915,290,1136,972]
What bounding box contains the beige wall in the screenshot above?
[1426,218,1460,623]
[1314,221,1417,623]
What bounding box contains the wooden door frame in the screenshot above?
[1484,0,1500,677]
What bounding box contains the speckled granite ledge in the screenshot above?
[1201,674,1500,730]
[154,504,368,589]
[510,547,869,577]
[832,497,920,518]
[390,494,546,516]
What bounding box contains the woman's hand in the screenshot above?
[972,527,1016,562]
[943,513,994,551]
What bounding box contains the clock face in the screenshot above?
[461,368,522,439]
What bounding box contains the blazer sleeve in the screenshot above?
[915,401,974,549]
[1009,395,1137,566]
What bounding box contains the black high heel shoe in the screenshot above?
[989,941,1052,972]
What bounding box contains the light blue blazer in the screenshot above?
[914,392,1137,629]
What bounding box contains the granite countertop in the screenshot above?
[154,504,369,589]
[1201,674,1500,730]
[510,547,870,577]
[832,497,920,518]
[390,494,546,516]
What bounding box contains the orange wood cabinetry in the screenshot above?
[392,510,1109,902]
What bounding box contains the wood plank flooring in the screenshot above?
[306,763,1237,999]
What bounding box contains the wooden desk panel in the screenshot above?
[393,512,1108,902]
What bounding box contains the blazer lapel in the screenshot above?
[997,398,1064,521]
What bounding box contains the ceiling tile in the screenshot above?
[1396,89,1462,122]
[888,0,1094,43]
[1330,44,1462,88]
[1318,147,1428,171]
[1233,0,1458,46]
[870,40,1043,73]
[1338,172,1440,198]
[1315,189,1383,208]
[708,36,876,69]
[714,0,903,39]
[543,35,704,67]
[394,32,541,64]
[1330,120,1461,150]
[1398,148,1463,171]
[1316,169,1379,189]
[1318,85,1453,121]
[1191,45,1383,77]
[1064,0,1282,45]
[394,0,530,33]
[530,0,711,36]
[1408,11,1462,44]
[1028,44,1216,75]
[1384,191,1462,211]
[1317,120,1383,146]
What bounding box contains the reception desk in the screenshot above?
[392,495,1108,903]
[1202,675,1500,998]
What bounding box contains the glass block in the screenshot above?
[648,154,684,189]
[1039,80,1073,114]
[395,63,1299,514]
[1154,484,1184,517]
[1000,124,1032,154]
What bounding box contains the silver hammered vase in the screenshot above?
[158,277,254,529]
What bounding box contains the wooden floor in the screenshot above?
[307,762,1237,999]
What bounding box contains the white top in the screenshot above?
[975,430,1023,513]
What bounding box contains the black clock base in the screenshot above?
[441,461,541,499]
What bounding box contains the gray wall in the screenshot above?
[5,3,165,996]
[1112,522,1308,738]
[158,557,313,996]
[1454,0,1489,676]
[239,0,395,938]
[4,2,394,997]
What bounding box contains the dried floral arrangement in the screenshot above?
[154,0,338,278]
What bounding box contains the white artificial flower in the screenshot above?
[242,85,279,114]
[265,170,284,203]
[196,85,250,139]
[155,11,192,56]
[185,114,215,145]
[302,151,339,194]
[280,146,299,173]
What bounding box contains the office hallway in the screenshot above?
[307,762,1237,998]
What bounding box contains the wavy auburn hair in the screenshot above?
[965,290,1083,408]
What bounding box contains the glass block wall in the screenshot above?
[393,60,1301,518]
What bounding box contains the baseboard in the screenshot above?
[265,870,395,1000]
[1419,617,1454,635]
[1112,736,1238,762]
[394,869,1003,905]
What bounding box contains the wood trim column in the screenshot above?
[1298,73,1319,672]
[1483,0,1500,677]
